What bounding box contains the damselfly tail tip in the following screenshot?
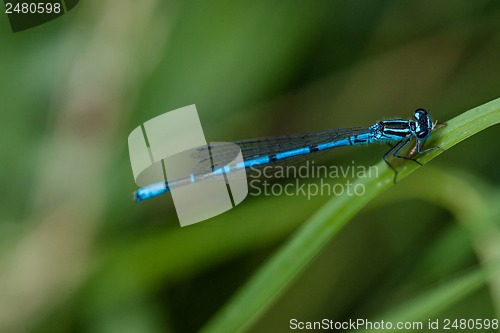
[133,191,143,202]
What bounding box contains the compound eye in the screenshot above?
[414,108,428,120]
[416,130,429,140]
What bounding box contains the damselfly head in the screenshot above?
[413,108,432,141]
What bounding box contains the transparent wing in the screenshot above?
[189,127,368,176]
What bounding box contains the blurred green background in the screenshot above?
[1,1,500,332]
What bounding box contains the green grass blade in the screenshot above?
[352,168,500,332]
[200,97,500,333]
